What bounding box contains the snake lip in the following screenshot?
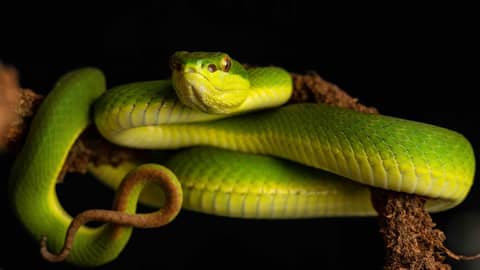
[184,70,222,93]
[181,70,226,112]
[178,70,214,112]
[188,84,209,112]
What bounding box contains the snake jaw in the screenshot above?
[172,69,244,114]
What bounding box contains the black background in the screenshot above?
[1,1,479,269]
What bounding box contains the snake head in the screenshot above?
[170,51,250,114]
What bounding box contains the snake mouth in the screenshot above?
[172,69,246,114]
[187,83,210,112]
[173,70,223,113]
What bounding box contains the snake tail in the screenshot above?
[8,69,182,266]
[40,163,182,262]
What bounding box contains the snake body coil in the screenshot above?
[9,52,475,266]
[94,82,474,215]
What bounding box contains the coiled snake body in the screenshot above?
[9,52,475,266]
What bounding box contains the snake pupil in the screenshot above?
[222,57,231,72]
[208,64,217,73]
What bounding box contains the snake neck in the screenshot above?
[236,67,293,113]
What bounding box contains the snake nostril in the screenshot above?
[169,57,183,71]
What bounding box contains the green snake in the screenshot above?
[9,51,475,266]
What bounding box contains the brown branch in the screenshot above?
[0,65,43,152]
[289,72,377,113]
[371,189,452,269]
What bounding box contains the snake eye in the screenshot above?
[208,64,217,73]
[221,57,231,72]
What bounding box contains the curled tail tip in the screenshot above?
[40,235,71,263]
